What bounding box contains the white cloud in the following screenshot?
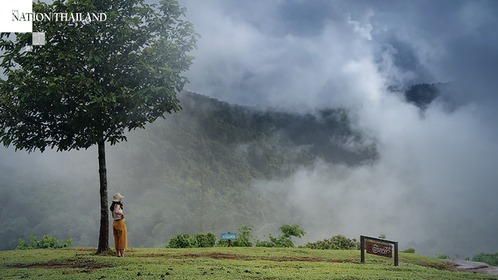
[177,0,498,257]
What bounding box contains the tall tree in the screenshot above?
[0,0,197,253]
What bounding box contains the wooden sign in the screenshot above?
[360,235,398,266]
[366,240,392,258]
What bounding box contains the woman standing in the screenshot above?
[110,193,127,257]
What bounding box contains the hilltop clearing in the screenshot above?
[1,247,497,279]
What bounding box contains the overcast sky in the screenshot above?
[174,0,498,257]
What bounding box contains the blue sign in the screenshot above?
[221,232,237,240]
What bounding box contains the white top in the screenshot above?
[113,205,124,221]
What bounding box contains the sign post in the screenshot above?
[221,232,237,247]
[360,235,398,266]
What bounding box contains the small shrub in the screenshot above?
[216,226,254,247]
[255,224,305,248]
[232,226,253,247]
[279,224,306,239]
[16,238,33,250]
[168,233,193,248]
[270,234,295,247]
[17,235,72,250]
[168,232,216,248]
[193,233,216,247]
[436,254,450,259]
[255,240,275,247]
[403,248,416,253]
[302,235,359,250]
[216,240,229,247]
[472,252,498,266]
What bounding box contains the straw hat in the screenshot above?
[112,193,124,202]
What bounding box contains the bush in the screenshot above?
[193,233,216,247]
[216,226,254,247]
[17,235,72,250]
[302,235,359,250]
[256,224,305,248]
[279,224,306,239]
[232,226,253,247]
[472,252,498,266]
[168,233,216,248]
[403,248,416,253]
[216,240,229,247]
[255,240,275,247]
[168,233,193,248]
[436,254,450,259]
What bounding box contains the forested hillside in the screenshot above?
[0,92,376,250]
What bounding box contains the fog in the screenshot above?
[2,0,498,259]
[175,0,498,258]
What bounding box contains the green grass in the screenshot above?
[1,247,496,279]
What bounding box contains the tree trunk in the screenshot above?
[96,140,109,254]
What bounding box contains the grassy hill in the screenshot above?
[1,247,496,279]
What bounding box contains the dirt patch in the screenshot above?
[7,259,114,271]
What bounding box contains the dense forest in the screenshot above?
[1,84,441,251]
[0,91,379,250]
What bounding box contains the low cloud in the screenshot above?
[178,0,498,257]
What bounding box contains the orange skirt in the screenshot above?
[112,219,128,250]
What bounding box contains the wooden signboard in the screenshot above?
[360,235,398,266]
[366,240,392,258]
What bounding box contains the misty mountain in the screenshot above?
[404,83,441,110]
[0,91,375,250]
[402,82,465,112]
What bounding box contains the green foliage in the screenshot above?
[16,235,72,250]
[232,226,253,247]
[16,239,33,250]
[255,239,277,247]
[217,226,254,247]
[403,248,416,253]
[436,254,450,259]
[193,233,216,248]
[215,240,228,247]
[0,0,198,253]
[167,232,215,248]
[0,0,198,152]
[302,235,359,250]
[269,233,295,248]
[167,233,192,248]
[256,224,305,248]
[472,252,498,266]
[279,224,306,239]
